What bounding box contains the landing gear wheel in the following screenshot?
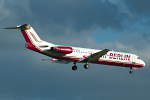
[84,64,90,69]
[129,70,133,74]
[129,67,133,74]
[72,65,77,71]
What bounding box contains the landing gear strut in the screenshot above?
[72,62,77,71]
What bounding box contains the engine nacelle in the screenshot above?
[51,59,69,64]
[51,46,73,54]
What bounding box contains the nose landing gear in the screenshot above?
[129,70,133,74]
[129,67,133,74]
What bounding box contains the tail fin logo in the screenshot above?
[29,31,42,42]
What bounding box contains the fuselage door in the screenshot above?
[132,56,136,63]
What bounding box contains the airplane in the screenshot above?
[4,24,145,74]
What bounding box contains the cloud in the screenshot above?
[123,0,150,17]
[10,0,128,34]
[0,0,10,21]
[1,0,150,100]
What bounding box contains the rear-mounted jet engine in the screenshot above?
[50,46,73,54]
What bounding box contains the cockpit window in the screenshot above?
[137,57,140,59]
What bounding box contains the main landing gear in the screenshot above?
[72,62,77,71]
[84,63,90,69]
[72,62,90,71]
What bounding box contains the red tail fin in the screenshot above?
[20,24,42,43]
[4,24,43,52]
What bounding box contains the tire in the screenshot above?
[72,65,77,71]
[129,70,133,74]
[84,64,90,69]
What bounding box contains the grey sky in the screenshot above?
[0,0,150,100]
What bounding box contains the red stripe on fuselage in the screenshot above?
[25,42,42,53]
[94,59,144,68]
[47,56,144,68]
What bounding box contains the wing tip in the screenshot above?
[104,49,110,52]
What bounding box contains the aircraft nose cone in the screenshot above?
[142,60,146,67]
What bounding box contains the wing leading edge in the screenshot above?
[78,49,110,63]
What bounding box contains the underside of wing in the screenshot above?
[78,49,110,63]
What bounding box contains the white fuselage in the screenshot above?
[35,41,145,68]
[5,24,145,70]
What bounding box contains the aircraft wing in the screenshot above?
[78,49,110,63]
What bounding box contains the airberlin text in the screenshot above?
[102,53,131,61]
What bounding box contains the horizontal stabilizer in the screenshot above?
[4,24,31,30]
[4,26,20,29]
